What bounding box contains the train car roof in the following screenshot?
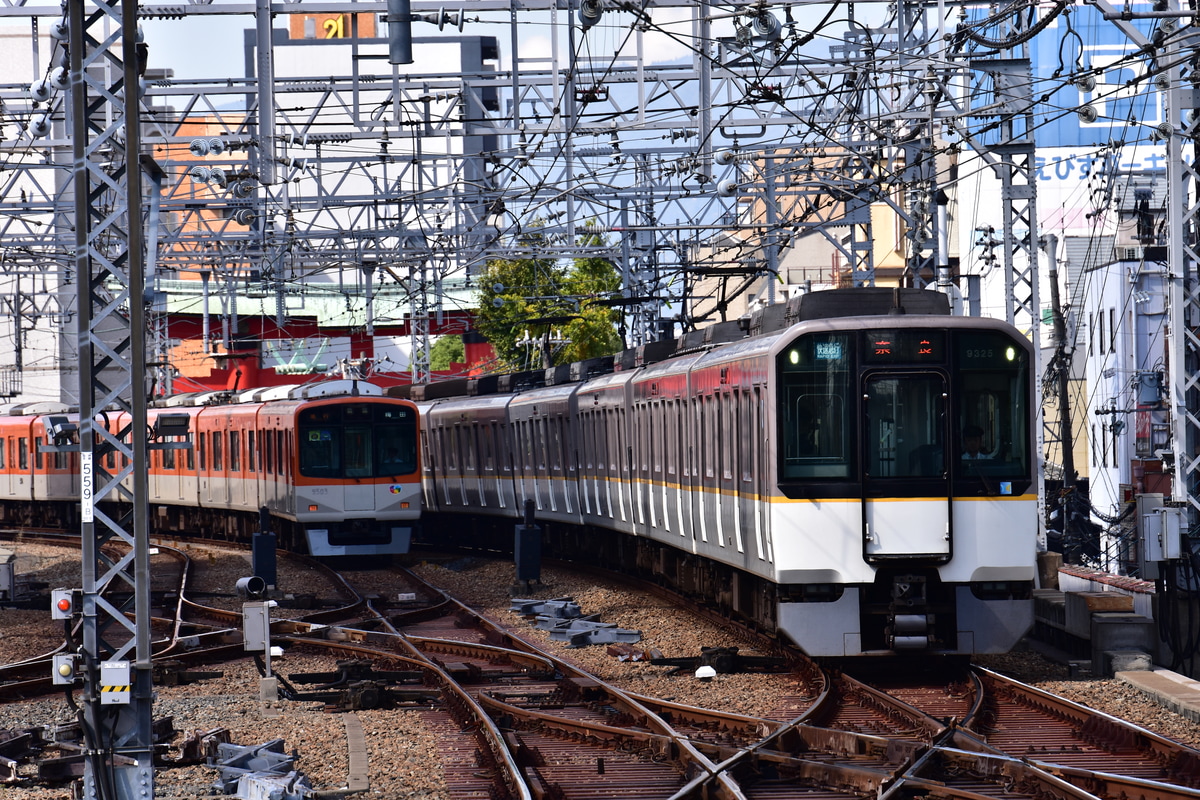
[154,380,396,408]
[771,312,1030,346]
[420,393,513,424]
[574,368,634,393]
[0,401,72,416]
[689,328,786,368]
[629,350,708,382]
[507,381,579,408]
[291,380,384,399]
[422,392,516,410]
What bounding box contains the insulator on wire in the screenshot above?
[579,0,603,28]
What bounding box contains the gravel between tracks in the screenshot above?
[0,553,1198,798]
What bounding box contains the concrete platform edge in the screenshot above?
[1116,668,1200,725]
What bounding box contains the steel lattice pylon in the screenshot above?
[67,0,156,793]
[1163,10,1200,531]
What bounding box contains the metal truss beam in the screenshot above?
[2,2,988,331]
[1162,16,1200,528]
[66,0,156,794]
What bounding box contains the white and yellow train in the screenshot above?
[416,289,1038,657]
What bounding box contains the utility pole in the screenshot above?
[1043,235,1075,488]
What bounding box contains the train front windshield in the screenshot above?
[777,327,1031,497]
[298,404,418,479]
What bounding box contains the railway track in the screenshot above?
[0,543,1198,799]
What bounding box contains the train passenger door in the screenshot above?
[861,373,951,561]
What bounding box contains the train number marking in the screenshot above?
[81,451,94,523]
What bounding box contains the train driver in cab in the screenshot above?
[962,425,989,460]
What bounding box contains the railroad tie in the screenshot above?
[343,713,370,793]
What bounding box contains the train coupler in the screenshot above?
[886,574,934,650]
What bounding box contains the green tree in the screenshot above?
[559,237,624,363]
[474,231,623,370]
[428,334,464,371]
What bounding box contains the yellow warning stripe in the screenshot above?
[101,685,130,693]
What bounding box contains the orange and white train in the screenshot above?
[0,380,420,557]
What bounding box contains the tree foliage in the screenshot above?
[428,334,465,371]
[473,230,623,370]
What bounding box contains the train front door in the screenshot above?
[861,372,951,561]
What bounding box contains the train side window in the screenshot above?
[163,445,175,470]
[212,431,223,471]
[636,406,647,478]
[105,449,115,471]
[35,438,44,470]
[18,438,28,471]
[582,412,594,471]
[722,392,733,482]
[263,430,272,474]
[595,411,604,475]
[530,417,540,472]
[481,424,494,473]
[551,417,563,473]
[0,438,6,469]
[681,399,691,479]
[593,412,603,475]
[463,425,476,473]
[703,396,715,480]
[248,431,256,472]
[659,402,668,479]
[229,431,240,472]
[741,392,753,483]
[522,422,533,472]
[536,418,547,472]
[656,402,666,477]
[446,426,458,472]
[665,403,676,478]
[186,439,194,470]
[198,431,206,470]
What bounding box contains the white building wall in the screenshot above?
[1082,256,1170,569]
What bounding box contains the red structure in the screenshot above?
[161,309,487,394]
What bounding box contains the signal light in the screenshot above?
[52,654,78,685]
[51,588,78,620]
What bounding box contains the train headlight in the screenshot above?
[788,350,799,365]
[1005,347,1016,361]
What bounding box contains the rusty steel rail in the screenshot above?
[888,745,1111,800]
[967,667,1200,787]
